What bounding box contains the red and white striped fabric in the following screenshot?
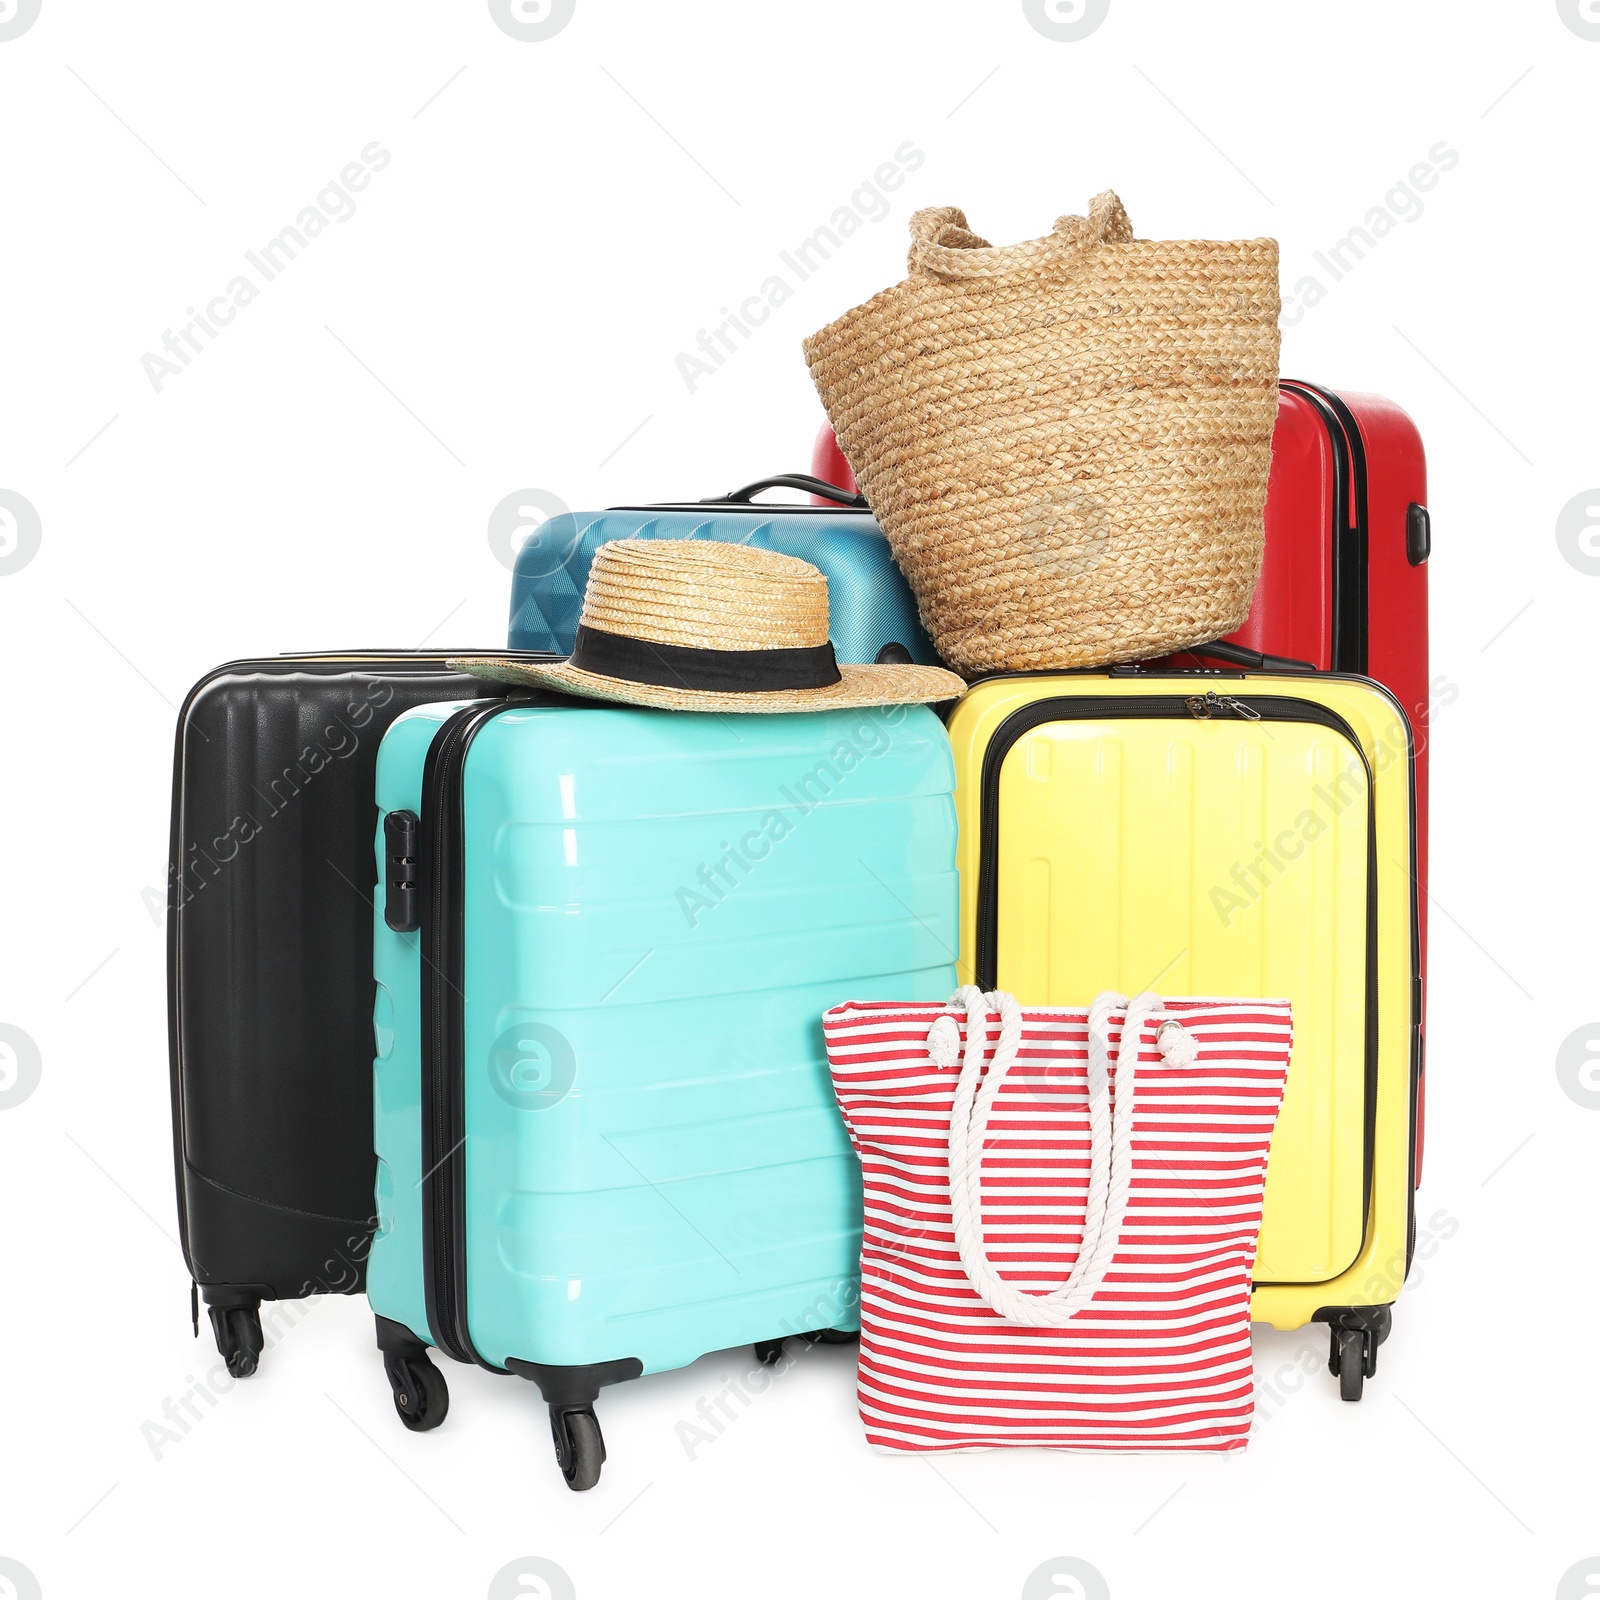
[824,990,1293,1453]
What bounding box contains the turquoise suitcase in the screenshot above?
[367,691,957,1488]
[506,475,940,666]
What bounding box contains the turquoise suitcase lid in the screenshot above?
[507,474,939,667]
[367,698,960,1376]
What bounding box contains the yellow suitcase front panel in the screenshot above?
[949,675,1418,1330]
[993,714,1371,1284]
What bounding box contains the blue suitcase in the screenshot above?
[506,474,940,666]
[367,690,958,1488]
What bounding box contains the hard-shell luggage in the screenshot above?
[1166,382,1432,1178]
[945,669,1420,1399]
[166,651,547,1376]
[810,426,856,504]
[506,474,940,666]
[815,385,1434,1176]
[367,693,959,1486]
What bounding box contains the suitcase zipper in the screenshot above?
[1184,690,1260,720]
[1281,380,1370,674]
[416,691,567,1368]
[417,699,523,1369]
[972,690,1371,988]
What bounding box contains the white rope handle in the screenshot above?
[940,987,1194,1328]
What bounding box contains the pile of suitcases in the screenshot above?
[167,382,1429,1489]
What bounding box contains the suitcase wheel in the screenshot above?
[1324,1305,1392,1402]
[803,1327,860,1346]
[753,1339,788,1366]
[208,1303,264,1380]
[550,1404,604,1492]
[384,1350,449,1433]
[1332,1327,1367,1401]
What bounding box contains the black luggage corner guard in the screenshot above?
[507,1357,644,1492]
[506,1356,645,1408]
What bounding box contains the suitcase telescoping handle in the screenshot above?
[936,987,1195,1328]
[706,473,869,510]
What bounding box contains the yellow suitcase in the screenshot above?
[947,670,1420,1400]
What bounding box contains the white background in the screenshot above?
[2,2,1596,1597]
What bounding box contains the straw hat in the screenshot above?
[450,539,966,713]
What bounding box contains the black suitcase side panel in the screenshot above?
[166,659,507,1301]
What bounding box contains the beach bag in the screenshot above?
[823,988,1293,1452]
[802,193,1280,673]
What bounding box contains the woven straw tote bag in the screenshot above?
[802,193,1280,673]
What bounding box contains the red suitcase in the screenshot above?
[1174,383,1431,1185]
[809,424,855,505]
[810,382,1432,1180]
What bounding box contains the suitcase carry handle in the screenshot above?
[708,474,869,510]
[940,987,1194,1328]
[1180,639,1317,673]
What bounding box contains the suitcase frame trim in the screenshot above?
[418,697,520,1370]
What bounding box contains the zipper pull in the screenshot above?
[1186,691,1260,721]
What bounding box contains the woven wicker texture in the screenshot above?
[576,539,831,650]
[802,192,1280,672]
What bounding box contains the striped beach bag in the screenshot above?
[822,987,1294,1453]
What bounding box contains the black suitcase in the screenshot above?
[166,651,544,1375]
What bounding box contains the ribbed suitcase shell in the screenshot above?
[369,699,959,1376]
[946,672,1419,1331]
[506,501,937,665]
[166,654,524,1316]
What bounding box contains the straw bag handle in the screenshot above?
[939,986,1194,1327]
[907,191,1133,281]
